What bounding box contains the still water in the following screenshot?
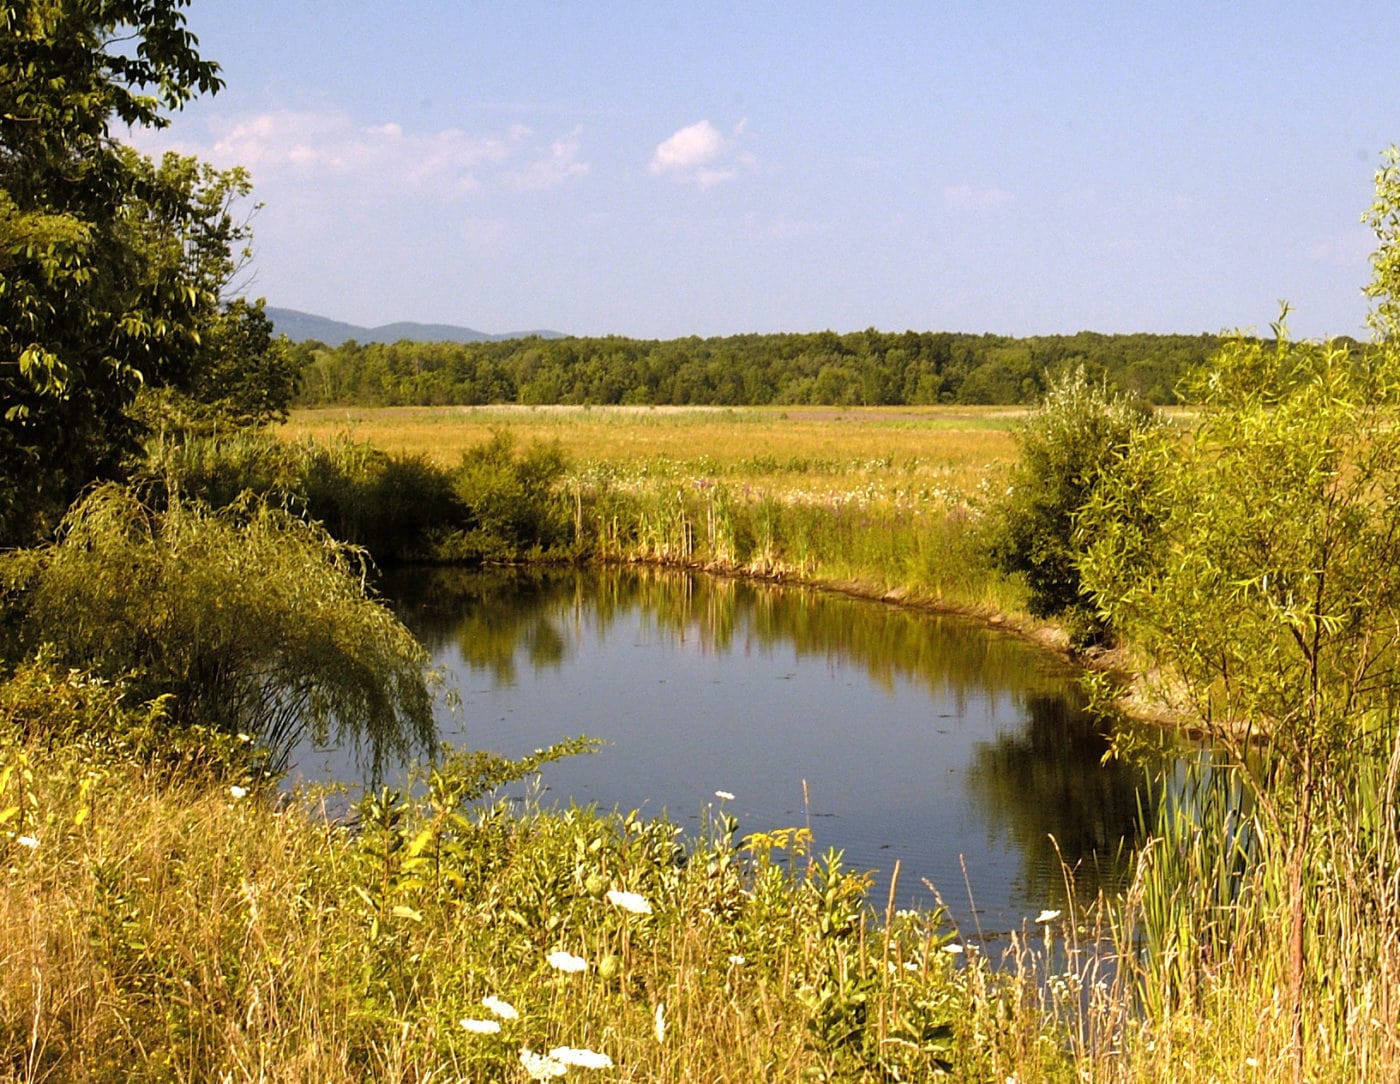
[294,566,1170,940]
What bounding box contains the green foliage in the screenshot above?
[990,367,1162,640]
[1,727,980,1080]
[0,486,435,775]
[137,427,575,565]
[182,298,299,425]
[1077,153,1400,1074]
[291,328,1229,410]
[0,4,227,543]
[0,651,261,781]
[1364,145,1400,339]
[438,432,571,560]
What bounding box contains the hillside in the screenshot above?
[265,307,562,346]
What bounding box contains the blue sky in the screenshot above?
[136,1,1400,340]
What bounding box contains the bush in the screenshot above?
[990,367,1162,642]
[439,432,571,560]
[0,486,435,775]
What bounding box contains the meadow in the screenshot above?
[281,404,1031,618]
[281,404,1018,488]
[6,398,1398,1081]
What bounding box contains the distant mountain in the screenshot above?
[265,307,563,346]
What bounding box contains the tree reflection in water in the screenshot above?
[375,565,1175,923]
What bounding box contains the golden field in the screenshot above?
[279,404,1021,490]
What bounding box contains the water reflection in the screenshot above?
[369,565,1171,934]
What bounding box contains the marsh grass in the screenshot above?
[276,405,1027,612]
[1,733,1003,1082]
[280,405,1021,478]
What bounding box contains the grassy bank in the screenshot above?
[280,405,1031,619]
[2,720,1080,1082]
[8,403,1398,1080]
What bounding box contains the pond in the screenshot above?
[292,566,1176,941]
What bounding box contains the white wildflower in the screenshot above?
[549,1046,613,1069]
[546,949,588,973]
[943,943,965,955]
[1034,909,1061,924]
[229,785,248,800]
[460,1018,501,1034]
[605,888,653,915]
[16,835,39,850]
[482,994,518,1020]
[727,954,746,966]
[519,1047,568,1079]
[714,790,735,801]
[654,1001,666,1044]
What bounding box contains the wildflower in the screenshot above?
[654,1001,666,1044]
[229,785,248,800]
[482,994,518,1020]
[460,1018,501,1034]
[1245,1057,1259,1068]
[943,943,965,955]
[605,888,653,915]
[549,1046,613,1069]
[1034,909,1061,924]
[727,954,746,966]
[714,790,735,801]
[519,1048,568,1079]
[546,949,588,973]
[16,835,39,850]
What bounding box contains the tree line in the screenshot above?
[290,328,1243,409]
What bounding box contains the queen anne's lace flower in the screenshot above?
[546,949,588,973]
[549,1046,613,1069]
[460,1018,501,1034]
[605,889,652,915]
[481,994,518,1020]
[520,1048,568,1079]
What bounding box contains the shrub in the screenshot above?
[0,486,435,775]
[440,432,571,560]
[990,367,1162,643]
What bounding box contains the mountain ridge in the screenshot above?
[265,307,563,346]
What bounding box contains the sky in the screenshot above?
[133,1,1400,341]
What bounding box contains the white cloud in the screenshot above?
[650,119,750,186]
[134,109,587,203]
[508,125,590,191]
[942,184,1014,210]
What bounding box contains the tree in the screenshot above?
[990,366,1161,643]
[182,297,299,425]
[0,1,224,544]
[1079,150,1400,1078]
[1,485,435,776]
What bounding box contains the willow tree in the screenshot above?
[1080,152,1400,1079]
[1,487,436,777]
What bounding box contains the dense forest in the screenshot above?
[290,328,1241,408]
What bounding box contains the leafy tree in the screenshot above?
[183,298,299,425]
[0,1,225,543]
[990,367,1161,643]
[1079,150,1400,1079]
